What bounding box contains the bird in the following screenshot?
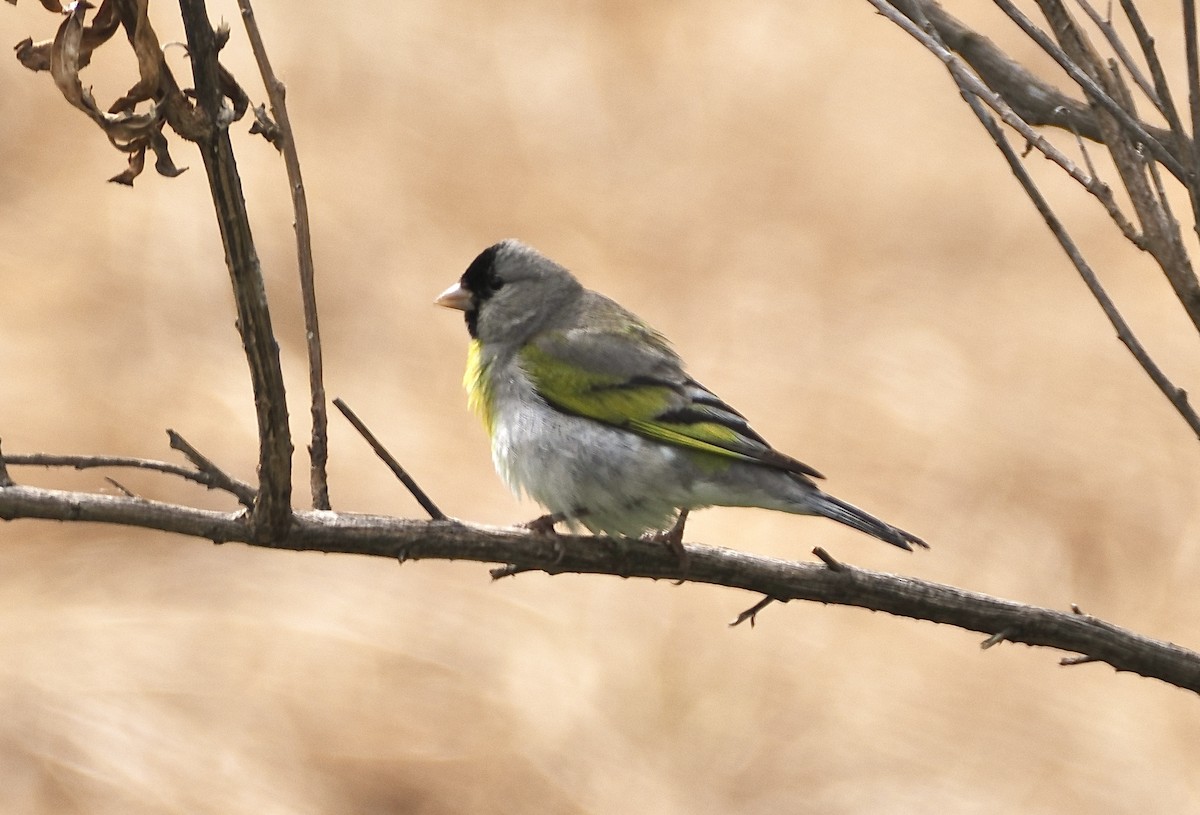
[435,239,926,553]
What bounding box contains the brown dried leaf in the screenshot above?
[38,0,64,10]
[108,145,145,186]
[78,0,119,57]
[105,0,160,114]
[14,37,51,72]
[50,1,101,117]
[149,127,186,177]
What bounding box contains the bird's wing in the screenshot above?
[519,325,824,481]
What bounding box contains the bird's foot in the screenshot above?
[643,509,690,576]
[523,513,567,565]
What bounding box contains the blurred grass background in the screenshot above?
[2,1,1199,812]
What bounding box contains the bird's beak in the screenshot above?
[435,282,472,311]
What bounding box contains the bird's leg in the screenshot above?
[644,509,690,573]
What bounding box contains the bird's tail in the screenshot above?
[813,492,928,551]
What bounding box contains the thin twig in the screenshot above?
[994,0,1186,179]
[333,398,447,520]
[103,476,137,497]
[167,430,257,507]
[237,0,330,511]
[877,0,1200,439]
[812,546,846,572]
[1185,0,1200,241]
[1117,0,1200,246]
[1119,0,1190,149]
[1074,0,1162,111]
[961,83,1200,439]
[729,595,778,627]
[874,1,1141,244]
[981,629,1015,649]
[3,451,248,497]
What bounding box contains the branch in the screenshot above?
[238,0,330,511]
[177,0,292,540]
[883,0,1190,178]
[2,482,1198,693]
[333,398,446,520]
[2,450,252,503]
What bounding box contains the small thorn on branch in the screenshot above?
[333,398,446,520]
[981,628,1016,649]
[491,563,535,580]
[730,595,777,628]
[812,547,846,572]
[167,429,257,508]
[1061,654,1101,666]
[1071,603,1086,615]
[103,476,137,498]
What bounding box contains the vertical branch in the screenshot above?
[178,0,293,540]
[1185,0,1200,240]
[237,0,330,510]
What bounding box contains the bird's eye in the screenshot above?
[490,276,505,292]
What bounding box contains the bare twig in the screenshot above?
[3,450,252,501]
[874,1,1141,244]
[1074,0,1161,111]
[875,0,1200,439]
[813,546,846,572]
[1035,0,1200,335]
[177,0,293,540]
[237,0,329,511]
[1185,0,1200,242]
[167,430,257,507]
[729,595,778,627]
[882,0,1187,177]
[964,90,1200,437]
[103,476,137,497]
[333,398,446,520]
[1118,0,1190,148]
[981,629,1015,648]
[1000,0,1187,179]
[960,85,1200,436]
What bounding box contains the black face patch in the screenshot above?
[461,244,505,299]
[460,244,505,338]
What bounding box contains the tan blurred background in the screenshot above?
[2,1,1199,812]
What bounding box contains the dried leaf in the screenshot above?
[14,37,51,72]
[149,127,186,177]
[38,0,65,11]
[20,0,116,75]
[50,1,100,117]
[108,145,145,186]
